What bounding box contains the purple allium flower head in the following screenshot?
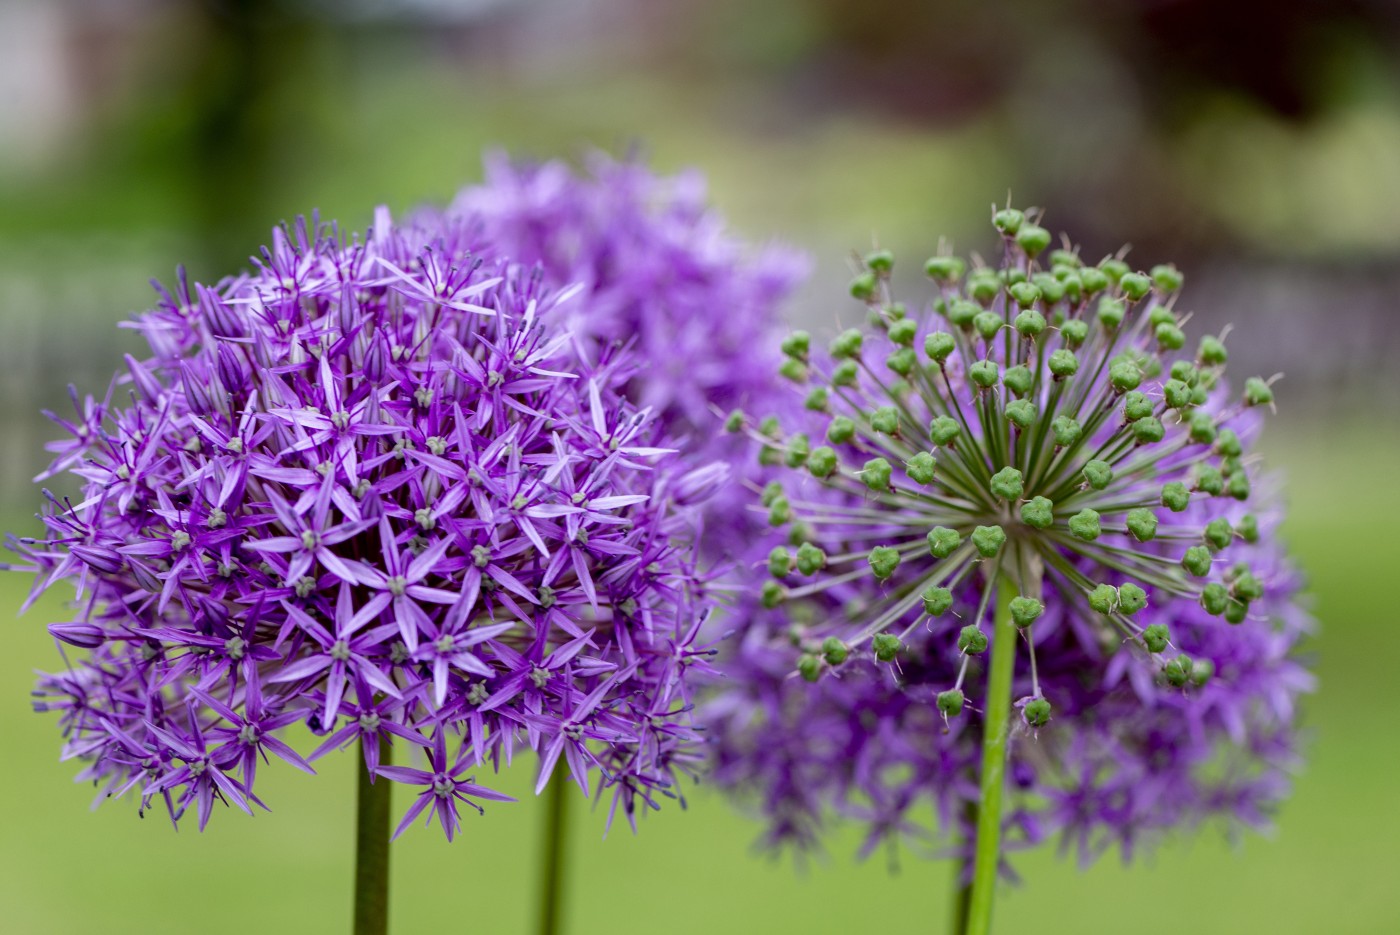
[452,151,809,556]
[706,210,1313,865]
[13,208,723,837]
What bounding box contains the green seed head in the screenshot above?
[971,525,1007,558]
[822,637,849,666]
[868,546,901,580]
[1143,623,1170,653]
[796,542,827,576]
[928,415,960,446]
[1118,582,1148,615]
[1182,545,1213,577]
[1088,584,1118,615]
[1010,596,1044,628]
[958,625,989,655]
[1060,318,1089,348]
[1125,508,1159,542]
[797,654,822,682]
[905,451,937,485]
[923,585,954,616]
[1002,365,1033,397]
[1122,391,1154,422]
[1005,399,1036,429]
[990,467,1024,501]
[807,446,838,479]
[781,331,811,359]
[1023,697,1052,727]
[1016,224,1052,257]
[1052,415,1082,447]
[925,331,956,362]
[925,255,966,281]
[768,547,793,578]
[1048,348,1079,378]
[937,689,965,717]
[827,416,856,445]
[1164,654,1192,687]
[1083,459,1113,490]
[862,458,893,492]
[871,406,900,435]
[969,359,1000,389]
[1068,508,1102,541]
[872,633,903,662]
[927,526,961,558]
[1021,496,1055,529]
[831,328,865,359]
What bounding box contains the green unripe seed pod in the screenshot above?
[1143,623,1170,654]
[1155,322,1186,351]
[1109,359,1142,393]
[971,525,1007,558]
[929,415,960,446]
[804,386,829,412]
[1118,582,1148,614]
[761,481,785,507]
[1161,482,1191,512]
[1215,429,1243,457]
[798,654,822,682]
[1003,365,1033,397]
[872,633,902,662]
[1033,273,1066,303]
[1232,571,1264,602]
[831,360,858,387]
[1132,417,1165,444]
[1204,518,1234,551]
[1228,470,1251,501]
[1100,258,1129,283]
[768,547,794,578]
[1171,360,1199,385]
[969,359,1000,388]
[923,585,954,616]
[1080,266,1109,293]
[1097,297,1126,329]
[1005,399,1036,429]
[1126,508,1159,542]
[1190,384,1209,406]
[796,542,827,576]
[862,458,893,492]
[1119,272,1151,300]
[1164,654,1192,687]
[807,446,838,479]
[1191,658,1214,687]
[1225,598,1249,624]
[1147,305,1177,328]
[1016,224,1052,257]
[906,451,937,485]
[937,689,965,717]
[1010,596,1044,628]
[865,249,894,273]
[868,546,901,580]
[1151,263,1184,291]
[1182,545,1213,577]
[849,272,877,301]
[768,497,792,527]
[1189,411,1217,444]
[871,406,899,435]
[958,625,989,654]
[1060,318,1089,348]
[990,467,1024,501]
[1083,459,1113,490]
[1200,582,1229,615]
[1237,514,1259,543]
[761,580,785,608]
[925,331,956,362]
[927,526,962,558]
[1088,584,1118,614]
[1199,335,1228,365]
[1195,466,1224,496]
[886,347,916,376]
[1049,348,1079,378]
[1052,415,1082,447]
[783,433,810,469]
[1021,496,1055,529]
[1069,509,1102,541]
[1023,697,1052,727]
[1008,282,1041,308]
[966,275,1000,306]
[781,331,811,359]
[993,208,1025,235]
[827,416,856,445]
[925,255,966,281]
[831,328,864,359]
[725,409,746,433]
[822,637,849,666]
[1244,377,1274,407]
[1163,379,1192,410]
[887,318,917,347]
[948,298,981,326]
[974,311,1004,341]
[1123,391,1154,422]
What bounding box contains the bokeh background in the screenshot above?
[2,1,1397,932]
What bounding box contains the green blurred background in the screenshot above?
[1,1,1397,932]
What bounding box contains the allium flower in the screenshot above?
[707,210,1313,876]
[12,209,721,837]
[452,151,809,554]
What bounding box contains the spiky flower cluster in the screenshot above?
[708,209,1312,860]
[453,151,809,555]
[14,210,721,838]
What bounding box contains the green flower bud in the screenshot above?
[1200,582,1229,615]
[1010,596,1044,628]
[1123,391,1154,422]
[862,457,893,492]
[1204,518,1233,551]
[993,208,1025,235]
[923,585,954,616]
[1215,428,1243,458]
[761,580,785,608]
[1118,582,1148,614]
[1164,654,1192,687]
[768,547,794,578]
[1132,416,1165,444]
[1191,658,1214,687]
[990,467,1024,501]
[1147,305,1177,328]
[1052,415,1082,447]
[925,255,966,281]
[1182,545,1213,577]
[969,359,1000,389]
[827,416,856,445]
[958,625,989,654]
[1021,496,1054,529]
[971,525,1007,558]
[1060,318,1089,348]
[804,387,830,413]
[966,275,1000,306]
[1083,459,1113,490]
[1199,335,1228,365]
[1228,470,1250,500]
[882,317,915,346]
[768,497,792,527]
[865,249,894,273]
[1003,365,1033,397]
[1034,273,1067,304]
[928,526,961,558]
[791,542,826,577]
[1151,263,1184,292]
[1016,224,1052,257]
[868,545,901,580]
[1119,272,1151,300]
[886,347,917,376]
[929,415,960,446]
[1126,508,1159,542]
[783,433,810,469]
[1100,258,1129,283]
[1109,358,1142,392]
[1244,377,1274,407]
[883,302,907,322]
[1155,322,1186,351]
[872,633,903,662]
[1048,348,1079,379]
[1225,598,1249,624]
[1171,359,1199,384]
[1143,623,1170,653]
[761,481,785,507]
[871,407,899,435]
[925,331,956,362]
[1008,282,1041,308]
[1097,297,1126,329]
[781,331,810,359]
[1161,481,1190,512]
[974,311,1004,342]
[725,409,746,432]
[807,446,838,479]
[798,653,822,682]
[1195,466,1224,496]
[1232,570,1264,603]
[1088,584,1117,614]
[1069,508,1102,541]
[1190,384,1209,405]
[831,328,864,359]
[906,451,937,485]
[937,689,965,717]
[1184,412,1215,446]
[1002,268,1028,286]
[1023,697,1052,727]
[1163,379,1192,410]
[831,360,858,387]
[822,637,849,666]
[849,272,878,301]
[1080,266,1109,294]
[1005,399,1036,430]
[1237,513,1259,543]
[948,298,981,326]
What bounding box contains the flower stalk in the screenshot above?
[536,773,572,935]
[353,739,391,935]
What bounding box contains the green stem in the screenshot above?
[951,801,977,935]
[965,574,1019,935]
[353,739,391,935]
[536,772,572,935]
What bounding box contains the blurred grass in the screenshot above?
[0,419,1395,934]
